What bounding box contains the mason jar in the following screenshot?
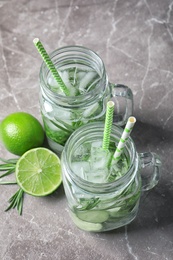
[61,122,161,232]
[39,46,133,154]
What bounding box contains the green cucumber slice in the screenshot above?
[107,207,121,217]
[76,210,109,223]
[71,212,103,232]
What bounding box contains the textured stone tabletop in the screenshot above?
[0,0,173,259]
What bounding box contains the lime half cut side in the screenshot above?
[15,148,62,196]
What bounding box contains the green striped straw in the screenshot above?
[33,38,70,96]
[113,116,136,161]
[102,101,115,151]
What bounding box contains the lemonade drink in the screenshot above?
[61,122,142,232]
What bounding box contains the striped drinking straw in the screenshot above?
[102,101,115,151]
[33,38,70,96]
[113,116,136,161]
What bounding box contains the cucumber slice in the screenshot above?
[76,209,109,223]
[71,212,103,232]
[108,207,129,218]
[108,207,121,217]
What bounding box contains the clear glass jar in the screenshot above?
[39,46,133,154]
[61,122,162,232]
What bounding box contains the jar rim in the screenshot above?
[39,45,107,107]
[61,122,139,193]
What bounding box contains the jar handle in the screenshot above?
[139,152,162,191]
[109,83,133,126]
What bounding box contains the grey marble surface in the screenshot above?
[0,0,172,259]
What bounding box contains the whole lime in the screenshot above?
[0,112,44,156]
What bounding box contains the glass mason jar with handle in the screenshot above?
[61,122,161,232]
[39,46,133,154]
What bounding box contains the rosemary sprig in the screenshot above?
[0,157,25,215]
[5,188,24,215]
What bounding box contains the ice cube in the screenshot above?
[87,169,109,183]
[77,71,86,80]
[72,143,91,162]
[71,161,90,180]
[90,146,112,170]
[48,74,66,96]
[61,70,78,96]
[78,71,97,93]
[90,141,102,148]
[48,75,59,88]
[54,108,71,121]
[88,146,112,183]
[68,67,78,85]
[86,77,100,92]
[43,100,53,113]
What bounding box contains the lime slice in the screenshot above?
[15,148,62,196]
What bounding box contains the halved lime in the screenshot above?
[15,148,62,196]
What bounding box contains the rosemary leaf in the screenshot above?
[0,157,18,164]
[0,168,15,178]
[8,190,19,203]
[6,158,18,164]
[0,165,15,171]
[5,196,18,211]
[0,181,17,185]
[17,189,24,215]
